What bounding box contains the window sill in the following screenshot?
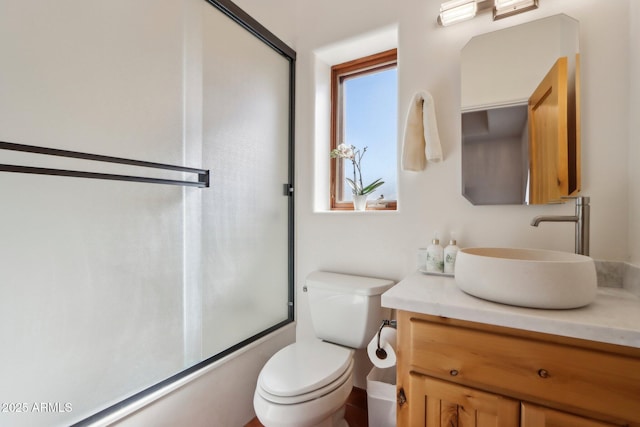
[317,209,400,215]
[329,200,398,212]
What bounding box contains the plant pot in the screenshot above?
[353,194,368,211]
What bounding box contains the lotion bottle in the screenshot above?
[425,236,444,273]
[444,239,459,274]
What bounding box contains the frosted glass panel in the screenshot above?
[0,175,186,425]
[200,5,291,356]
[0,1,293,426]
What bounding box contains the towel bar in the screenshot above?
[0,141,209,188]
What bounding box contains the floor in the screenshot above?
[245,387,368,427]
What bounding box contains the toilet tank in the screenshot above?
[306,271,395,349]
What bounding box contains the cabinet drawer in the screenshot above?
[406,317,640,424]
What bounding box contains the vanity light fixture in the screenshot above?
[437,0,478,26]
[437,0,539,26]
[493,0,539,20]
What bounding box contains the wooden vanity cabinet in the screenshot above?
[521,403,618,427]
[396,311,640,427]
[406,373,520,426]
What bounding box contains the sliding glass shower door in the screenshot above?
[197,0,293,359]
[0,0,294,426]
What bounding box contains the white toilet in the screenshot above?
[253,271,394,427]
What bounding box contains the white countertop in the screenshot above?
[382,272,640,349]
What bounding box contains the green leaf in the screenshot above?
[360,178,384,195]
[345,178,362,194]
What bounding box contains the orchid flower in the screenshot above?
[330,144,384,196]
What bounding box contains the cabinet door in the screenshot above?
[403,373,519,427]
[521,402,617,427]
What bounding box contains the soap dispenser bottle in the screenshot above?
[444,239,460,274]
[426,235,444,273]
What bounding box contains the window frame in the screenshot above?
[330,48,398,211]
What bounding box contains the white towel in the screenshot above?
[401,91,443,171]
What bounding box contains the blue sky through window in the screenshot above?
[343,67,397,201]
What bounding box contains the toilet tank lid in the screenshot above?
[306,271,395,296]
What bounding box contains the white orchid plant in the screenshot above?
[330,143,384,196]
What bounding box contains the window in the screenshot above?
[330,49,398,210]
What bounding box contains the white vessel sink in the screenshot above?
[454,248,597,309]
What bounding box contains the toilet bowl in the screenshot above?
[253,340,354,427]
[253,271,394,427]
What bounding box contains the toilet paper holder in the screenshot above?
[375,319,397,360]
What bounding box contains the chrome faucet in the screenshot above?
[530,196,590,256]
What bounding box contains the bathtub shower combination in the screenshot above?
[0,1,295,426]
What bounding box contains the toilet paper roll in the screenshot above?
[367,326,397,369]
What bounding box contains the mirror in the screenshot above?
[461,14,580,205]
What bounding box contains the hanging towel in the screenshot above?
[401,91,443,171]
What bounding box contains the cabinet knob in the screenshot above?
[538,369,549,378]
[449,369,459,377]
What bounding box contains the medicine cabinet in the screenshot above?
[461,14,580,205]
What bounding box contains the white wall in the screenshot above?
[293,0,636,387]
[629,1,640,265]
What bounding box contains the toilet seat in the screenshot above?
[257,341,354,405]
[253,365,353,427]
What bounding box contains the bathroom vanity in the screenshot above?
[382,273,640,427]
